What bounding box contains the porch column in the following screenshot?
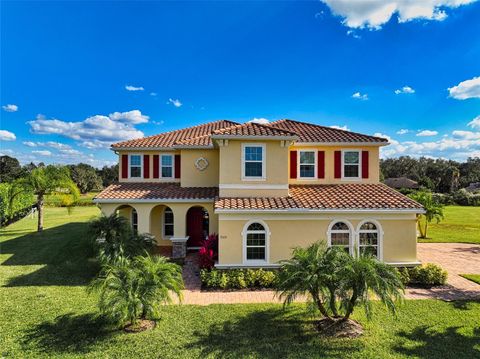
[170,204,190,259]
[134,203,154,234]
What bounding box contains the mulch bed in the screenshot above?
[124,319,156,333]
[315,317,364,338]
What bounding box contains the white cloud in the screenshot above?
[452,130,480,140]
[23,141,37,147]
[448,76,480,100]
[320,0,477,29]
[28,110,146,148]
[249,118,270,124]
[330,125,350,131]
[32,150,52,156]
[150,92,157,96]
[352,92,368,100]
[0,130,16,141]
[125,85,144,91]
[396,129,409,135]
[394,86,415,94]
[417,130,438,136]
[167,98,182,107]
[468,115,480,129]
[2,104,18,112]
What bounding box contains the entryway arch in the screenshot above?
[186,206,209,249]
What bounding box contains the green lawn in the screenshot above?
[1,207,480,358]
[461,274,480,285]
[418,206,480,244]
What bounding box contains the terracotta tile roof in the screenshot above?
[111,120,239,149]
[215,184,423,211]
[211,122,298,138]
[94,183,218,201]
[270,119,388,144]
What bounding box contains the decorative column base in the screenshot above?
[169,237,189,259]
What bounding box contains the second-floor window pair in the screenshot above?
[129,154,174,179]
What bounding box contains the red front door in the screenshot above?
[187,207,206,248]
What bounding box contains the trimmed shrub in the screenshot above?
[396,267,411,286]
[409,263,447,286]
[200,268,278,290]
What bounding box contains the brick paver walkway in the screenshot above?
[178,243,480,305]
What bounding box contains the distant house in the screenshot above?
[465,182,480,193]
[384,177,419,190]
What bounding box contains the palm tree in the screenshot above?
[88,254,184,328]
[20,165,79,232]
[276,242,349,319]
[409,190,444,238]
[339,254,404,321]
[89,213,155,262]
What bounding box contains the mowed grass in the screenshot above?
[1,207,480,358]
[418,206,480,244]
[461,274,480,285]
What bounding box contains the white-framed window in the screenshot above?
[160,154,174,178]
[328,221,352,254]
[242,144,265,180]
[129,154,142,178]
[243,221,269,263]
[163,207,174,237]
[131,209,138,234]
[342,150,361,179]
[358,221,381,259]
[299,150,316,178]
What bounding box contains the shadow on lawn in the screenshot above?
[185,307,360,358]
[1,222,98,286]
[22,313,114,355]
[393,325,480,359]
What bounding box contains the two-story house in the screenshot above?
[94,119,423,267]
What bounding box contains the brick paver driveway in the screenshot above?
[179,243,480,305]
[406,243,480,301]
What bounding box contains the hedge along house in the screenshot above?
[94,119,424,267]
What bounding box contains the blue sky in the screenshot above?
[1,0,479,167]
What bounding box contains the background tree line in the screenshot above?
[0,155,118,193]
[380,156,480,193]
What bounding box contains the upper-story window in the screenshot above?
[342,150,360,179]
[299,151,316,178]
[242,144,265,180]
[129,155,142,178]
[161,155,174,178]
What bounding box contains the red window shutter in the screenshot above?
[153,155,159,178]
[289,151,297,179]
[317,151,325,179]
[143,155,150,179]
[362,151,369,179]
[334,151,342,179]
[121,154,128,179]
[174,154,181,178]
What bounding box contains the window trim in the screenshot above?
[128,154,143,179]
[160,154,175,179]
[241,143,266,181]
[356,219,383,261]
[341,149,362,181]
[131,208,138,233]
[327,219,354,255]
[163,207,174,238]
[242,219,270,264]
[297,150,317,180]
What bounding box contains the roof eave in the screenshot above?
[93,198,215,204]
[293,141,389,147]
[214,208,425,214]
[110,146,176,151]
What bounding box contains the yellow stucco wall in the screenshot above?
[98,201,218,246]
[117,150,181,183]
[218,140,289,197]
[217,213,418,266]
[180,149,219,187]
[289,145,380,184]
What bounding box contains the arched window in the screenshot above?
[244,222,267,262]
[163,207,174,237]
[358,222,380,258]
[328,221,351,253]
[131,209,138,234]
